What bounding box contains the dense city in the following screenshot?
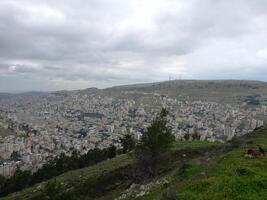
[0,91,266,177]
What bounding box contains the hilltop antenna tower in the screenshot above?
[169,75,171,87]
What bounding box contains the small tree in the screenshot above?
[120,134,136,153]
[136,108,174,176]
[184,133,190,141]
[10,151,21,161]
[192,127,200,140]
[106,145,117,158]
[0,175,7,195]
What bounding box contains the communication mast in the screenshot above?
[169,75,171,87]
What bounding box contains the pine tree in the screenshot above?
[136,108,174,176]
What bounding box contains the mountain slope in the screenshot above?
[2,126,267,200]
[103,80,267,104]
[128,127,267,200]
[1,80,267,104]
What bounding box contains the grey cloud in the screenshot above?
[0,0,267,92]
[10,65,39,73]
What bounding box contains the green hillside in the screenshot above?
[1,127,267,200]
[128,127,267,200]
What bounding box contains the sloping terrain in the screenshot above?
[2,127,267,200]
[2,80,267,105]
[103,80,267,104]
[128,127,267,200]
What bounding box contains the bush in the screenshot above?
[120,134,136,153]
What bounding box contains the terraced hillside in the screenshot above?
[2,126,267,200]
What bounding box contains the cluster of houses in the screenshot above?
[0,91,266,177]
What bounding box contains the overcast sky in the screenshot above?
[0,0,267,92]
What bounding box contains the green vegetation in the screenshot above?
[1,120,267,200]
[158,184,178,200]
[171,140,222,150]
[0,146,120,197]
[176,150,267,199]
[131,127,267,200]
[135,108,175,177]
[120,134,136,153]
[1,154,133,200]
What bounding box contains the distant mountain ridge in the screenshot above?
[1,80,267,95]
[106,79,267,90]
[102,80,267,104]
[1,80,267,104]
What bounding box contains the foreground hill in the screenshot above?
[2,126,267,200]
[136,127,267,200]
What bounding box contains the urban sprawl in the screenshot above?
[0,91,266,177]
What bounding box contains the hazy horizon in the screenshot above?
[0,78,266,94]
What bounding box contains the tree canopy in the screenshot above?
[120,134,136,153]
[136,108,174,176]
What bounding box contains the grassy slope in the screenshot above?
[179,130,267,200]
[2,127,267,200]
[171,140,222,149]
[0,140,219,200]
[1,154,133,200]
[132,128,267,200]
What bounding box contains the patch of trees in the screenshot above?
[0,145,118,197]
[243,95,261,105]
[184,129,200,141]
[120,134,136,153]
[10,151,21,161]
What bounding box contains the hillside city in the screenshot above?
[0,90,266,177]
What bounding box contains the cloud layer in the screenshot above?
[0,0,267,92]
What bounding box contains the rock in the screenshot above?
[200,171,206,176]
[136,190,146,197]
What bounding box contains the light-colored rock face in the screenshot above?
[115,179,168,200]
